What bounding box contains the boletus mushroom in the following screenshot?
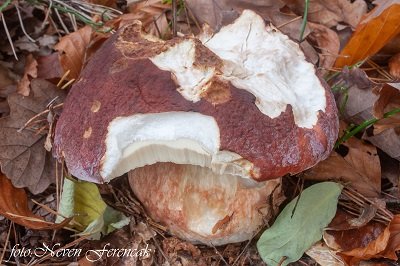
[54,10,338,246]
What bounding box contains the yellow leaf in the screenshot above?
[335,1,400,67]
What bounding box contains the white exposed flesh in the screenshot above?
[101,112,254,181]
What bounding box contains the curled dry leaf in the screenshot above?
[128,0,171,38]
[335,0,400,68]
[304,137,381,197]
[0,79,66,194]
[307,22,340,71]
[0,173,71,230]
[363,84,400,160]
[306,241,345,266]
[17,54,38,96]
[325,214,400,264]
[333,67,380,124]
[389,53,400,79]
[379,214,400,260]
[283,0,367,28]
[54,25,93,80]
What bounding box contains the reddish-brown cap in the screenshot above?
[54,10,338,183]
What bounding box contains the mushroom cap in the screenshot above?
[54,10,338,184]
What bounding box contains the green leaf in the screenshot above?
[57,178,129,238]
[256,182,342,266]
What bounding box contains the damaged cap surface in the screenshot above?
[54,10,338,184]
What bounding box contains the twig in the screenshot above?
[18,103,63,132]
[0,221,12,264]
[212,245,230,266]
[277,16,302,29]
[15,3,36,42]
[54,7,70,34]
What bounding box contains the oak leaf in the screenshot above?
[0,79,66,194]
[0,173,70,229]
[54,25,93,80]
[304,137,381,197]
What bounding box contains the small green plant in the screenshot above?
[335,107,400,148]
[299,0,309,41]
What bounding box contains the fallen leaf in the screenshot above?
[0,64,15,89]
[332,67,380,124]
[14,36,39,53]
[17,54,38,96]
[185,0,310,41]
[325,221,390,265]
[389,53,400,78]
[54,25,93,80]
[307,22,340,71]
[365,128,400,161]
[362,84,400,160]
[324,213,400,264]
[335,1,400,67]
[0,173,70,230]
[306,241,345,266]
[128,0,171,38]
[257,182,342,266]
[57,178,129,239]
[304,137,381,197]
[37,53,64,80]
[0,79,66,194]
[283,0,367,28]
[379,214,400,259]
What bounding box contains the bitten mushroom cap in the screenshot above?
[53,10,338,184]
[54,9,339,246]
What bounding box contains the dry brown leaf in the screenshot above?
[128,0,171,38]
[17,54,38,96]
[0,79,66,194]
[304,137,381,197]
[306,241,345,266]
[378,214,400,259]
[283,0,367,28]
[325,214,400,264]
[360,84,400,161]
[0,64,15,90]
[0,173,70,230]
[389,53,400,79]
[37,53,64,80]
[335,1,400,67]
[338,225,390,265]
[333,67,380,124]
[308,22,340,71]
[54,25,93,80]
[185,0,311,41]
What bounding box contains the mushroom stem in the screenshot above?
[128,162,284,246]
